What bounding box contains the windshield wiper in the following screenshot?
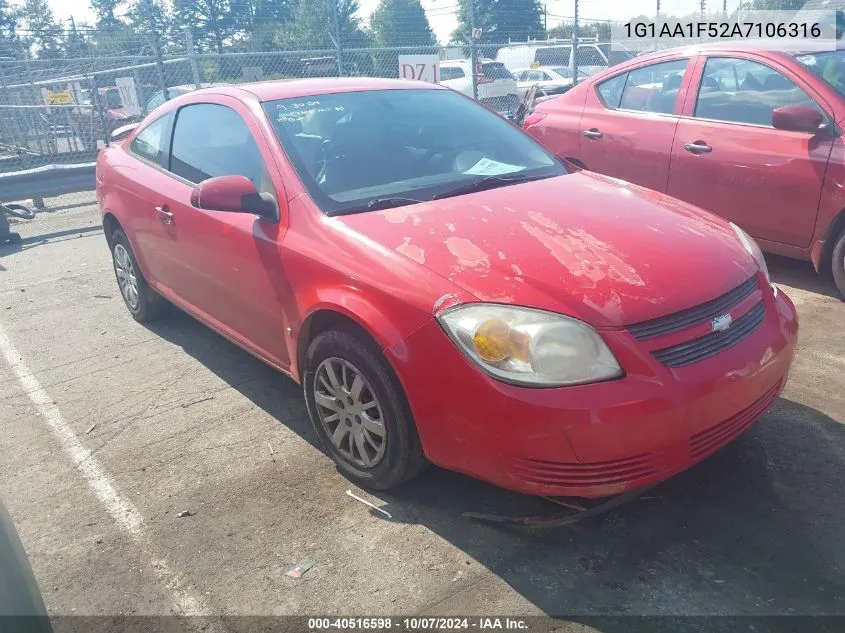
[366,196,425,211]
[432,173,552,201]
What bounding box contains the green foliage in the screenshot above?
[275,0,369,50]
[89,0,125,29]
[547,20,611,41]
[0,0,20,59]
[20,0,63,59]
[370,0,435,47]
[454,0,544,45]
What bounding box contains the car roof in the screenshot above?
[228,77,445,101]
[629,41,845,63]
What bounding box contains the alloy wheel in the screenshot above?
[314,357,387,468]
[113,243,139,310]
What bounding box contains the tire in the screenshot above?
[109,228,169,322]
[2,204,36,220]
[303,329,427,490]
[833,230,845,300]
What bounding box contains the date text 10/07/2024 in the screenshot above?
[624,21,822,39]
[307,618,529,631]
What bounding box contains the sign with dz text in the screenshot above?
[115,76,142,116]
[398,55,440,84]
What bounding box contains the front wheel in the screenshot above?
[303,329,427,490]
[833,230,845,300]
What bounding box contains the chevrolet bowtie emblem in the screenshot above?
[711,314,732,333]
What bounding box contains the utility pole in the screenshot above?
[331,0,344,76]
[144,0,168,101]
[469,0,478,99]
[701,0,706,18]
[656,0,660,18]
[572,0,579,85]
[184,28,201,89]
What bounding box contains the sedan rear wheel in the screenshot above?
[109,228,169,322]
[833,229,845,300]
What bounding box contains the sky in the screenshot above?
[40,0,731,45]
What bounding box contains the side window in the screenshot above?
[169,103,272,193]
[440,67,465,80]
[596,73,627,108]
[576,46,605,67]
[619,58,689,114]
[695,57,822,126]
[527,71,543,82]
[539,71,552,81]
[129,114,170,166]
[516,71,529,82]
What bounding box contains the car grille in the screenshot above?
[506,453,661,487]
[628,276,759,341]
[651,301,765,368]
[689,378,782,461]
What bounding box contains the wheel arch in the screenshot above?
[815,208,845,275]
[101,211,122,247]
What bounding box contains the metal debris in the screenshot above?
[180,396,214,408]
[346,489,392,519]
[285,559,314,579]
[85,424,97,434]
[175,510,193,518]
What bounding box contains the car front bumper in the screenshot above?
[386,282,798,498]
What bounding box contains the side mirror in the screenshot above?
[110,122,138,144]
[772,104,825,134]
[190,175,278,221]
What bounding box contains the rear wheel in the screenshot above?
[110,229,169,321]
[303,329,427,490]
[833,230,845,299]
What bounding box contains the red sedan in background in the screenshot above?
[96,78,797,499]
[524,43,845,298]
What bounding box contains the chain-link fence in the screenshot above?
[0,40,604,213]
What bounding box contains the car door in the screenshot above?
[667,55,834,247]
[578,57,692,192]
[147,98,292,367]
[115,112,175,285]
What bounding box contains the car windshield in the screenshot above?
[795,51,845,97]
[552,67,573,78]
[263,88,565,215]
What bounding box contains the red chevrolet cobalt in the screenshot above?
[96,78,798,498]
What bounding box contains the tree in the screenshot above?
[238,0,290,51]
[275,0,369,51]
[0,0,20,59]
[20,0,63,59]
[454,0,544,45]
[370,0,435,47]
[89,0,124,29]
[187,0,237,54]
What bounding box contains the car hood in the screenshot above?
[339,171,758,328]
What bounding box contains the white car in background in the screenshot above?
[513,66,591,97]
[439,59,520,114]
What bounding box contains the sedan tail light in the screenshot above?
[523,111,547,128]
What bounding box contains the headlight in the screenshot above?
[730,222,770,284]
[437,304,623,387]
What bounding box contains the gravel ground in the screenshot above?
[1,199,843,629]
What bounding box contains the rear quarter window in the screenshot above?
[129,114,171,167]
[596,73,627,108]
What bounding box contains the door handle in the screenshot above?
[683,142,712,154]
[583,129,603,139]
[154,205,173,225]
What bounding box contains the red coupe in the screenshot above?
[524,43,845,297]
[96,78,797,498]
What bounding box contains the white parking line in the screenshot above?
[0,321,219,623]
